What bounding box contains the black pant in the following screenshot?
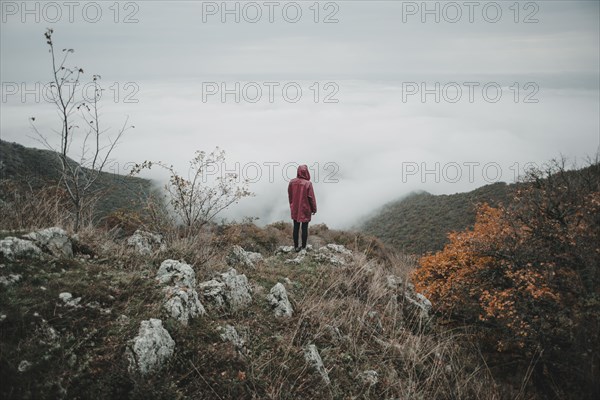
[293,220,309,249]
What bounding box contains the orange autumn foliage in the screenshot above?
[414,204,572,352]
[412,160,600,398]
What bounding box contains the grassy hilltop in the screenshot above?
[1,141,598,399]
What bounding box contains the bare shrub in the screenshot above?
[30,29,133,232]
[130,148,252,234]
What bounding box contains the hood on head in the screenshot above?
[297,164,310,180]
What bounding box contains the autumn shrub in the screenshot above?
[412,159,600,399]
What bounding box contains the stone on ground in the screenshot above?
[266,282,293,317]
[156,260,205,325]
[24,227,73,258]
[198,268,252,310]
[126,318,175,375]
[0,237,42,260]
[127,230,165,255]
[304,344,330,385]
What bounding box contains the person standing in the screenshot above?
[288,164,317,252]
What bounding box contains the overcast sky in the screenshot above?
[1,0,599,228]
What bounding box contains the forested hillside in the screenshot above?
[361,182,512,254]
[0,140,153,222]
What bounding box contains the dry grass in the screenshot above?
[2,222,509,399]
[243,250,502,400]
[0,181,72,231]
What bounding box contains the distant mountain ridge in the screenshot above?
[360,182,513,255]
[0,139,153,219]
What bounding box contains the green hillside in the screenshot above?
[360,182,513,255]
[0,140,153,220]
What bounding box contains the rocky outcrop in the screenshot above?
[156,260,205,325]
[284,250,306,265]
[314,244,353,266]
[0,237,42,260]
[197,279,226,307]
[323,244,351,255]
[220,268,253,307]
[304,344,330,385]
[266,283,293,317]
[23,227,73,258]
[126,319,175,375]
[156,259,196,288]
[226,245,263,269]
[198,268,252,310]
[127,230,165,256]
[277,245,313,255]
[279,243,352,266]
[163,287,205,326]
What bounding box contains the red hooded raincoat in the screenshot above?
[288,165,317,223]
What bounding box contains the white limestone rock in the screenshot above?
[127,230,165,256]
[23,227,73,258]
[18,360,33,372]
[266,283,293,317]
[156,259,196,288]
[126,319,175,375]
[85,301,112,315]
[198,268,252,310]
[315,244,353,266]
[197,279,226,307]
[117,314,130,325]
[0,237,42,260]
[156,260,205,325]
[163,287,205,325]
[324,244,352,255]
[304,344,330,385]
[226,245,263,269]
[285,250,307,265]
[221,268,252,309]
